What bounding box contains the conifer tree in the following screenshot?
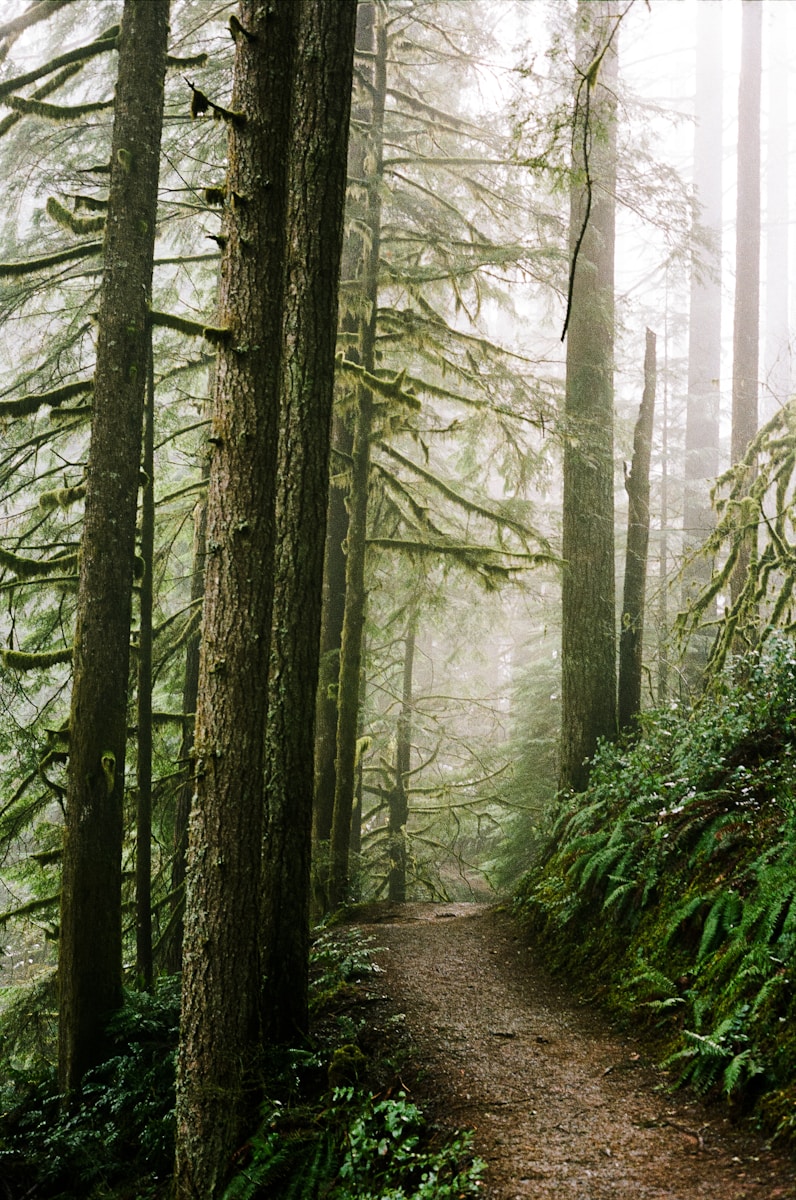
[59,0,169,1095]
[559,0,619,793]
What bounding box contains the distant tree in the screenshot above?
[729,0,761,612]
[682,0,722,642]
[618,329,656,731]
[559,0,618,793]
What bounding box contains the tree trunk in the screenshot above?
[559,0,618,794]
[135,345,155,991]
[260,0,357,1045]
[161,472,207,975]
[389,612,416,903]
[764,8,789,419]
[174,1,298,1193]
[312,3,374,916]
[618,330,656,732]
[58,0,169,1097]
[682,0,722,668]
[329,9,387,908]
[729,0,762,609]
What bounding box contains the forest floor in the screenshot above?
[346,901,796,1200]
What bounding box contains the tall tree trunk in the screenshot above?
[764,8,789,419]
[135,345,156,991]
[174,1,298,1193]
[388,611,416,903]
[729,0,762,609]
[329,10,387,908]
[657,329,670,706]
[260,0,357,1045]
[58,0,169,1097]
[559,0,618,794]
[618,330,656,732]
[312,2,374,916]
[161,472,207,975]
[682,0,722,664]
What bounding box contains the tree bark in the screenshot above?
[618,330,656,732]
[559,0,618,794]
[260,0,357,1045]
[174,2,298,1193]
[329,9,387,908]
[312,2,374,916]
[58,0,169,1097]
[135,345,155,990]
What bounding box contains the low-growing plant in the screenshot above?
[516,636,796,1137]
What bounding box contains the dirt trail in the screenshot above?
[351,902,796,1200]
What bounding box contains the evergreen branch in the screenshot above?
[335,358,421,410]
[0,378,92,418]
[376,441,545,546]
[0,25,119,102]
[0,241,102,277]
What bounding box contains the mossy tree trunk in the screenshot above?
[259,0,357,1045]
[57,0,169,1098]
[618,329,656,733]
[329,9,387,910]
[388,610,416,903]
[559,0,618,795]
[162,472,207,975]
[312,3,374,915]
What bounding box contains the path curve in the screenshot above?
[352,902,796,1200]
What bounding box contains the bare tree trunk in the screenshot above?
[619,330,656,732]
[729,0,762,610]
[58,0,169,1097]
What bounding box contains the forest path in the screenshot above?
[350,902,796,1200]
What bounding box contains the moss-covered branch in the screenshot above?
[0,241,102,278]
[0,62,81,138]
[0,378,92,419]
[149,309,230,345]
[0,546,77,579]
[46,196,105,235]
[1,646,73,670]
[0,25,119,103]
[335,357,421,411]
[7,94,113,121]
[0,0,72,42]
[39,483,86,510]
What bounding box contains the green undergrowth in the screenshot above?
[0,926,483,1199]
[515,636,796,1147]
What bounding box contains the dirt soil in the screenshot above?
[348,901,796,1200]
